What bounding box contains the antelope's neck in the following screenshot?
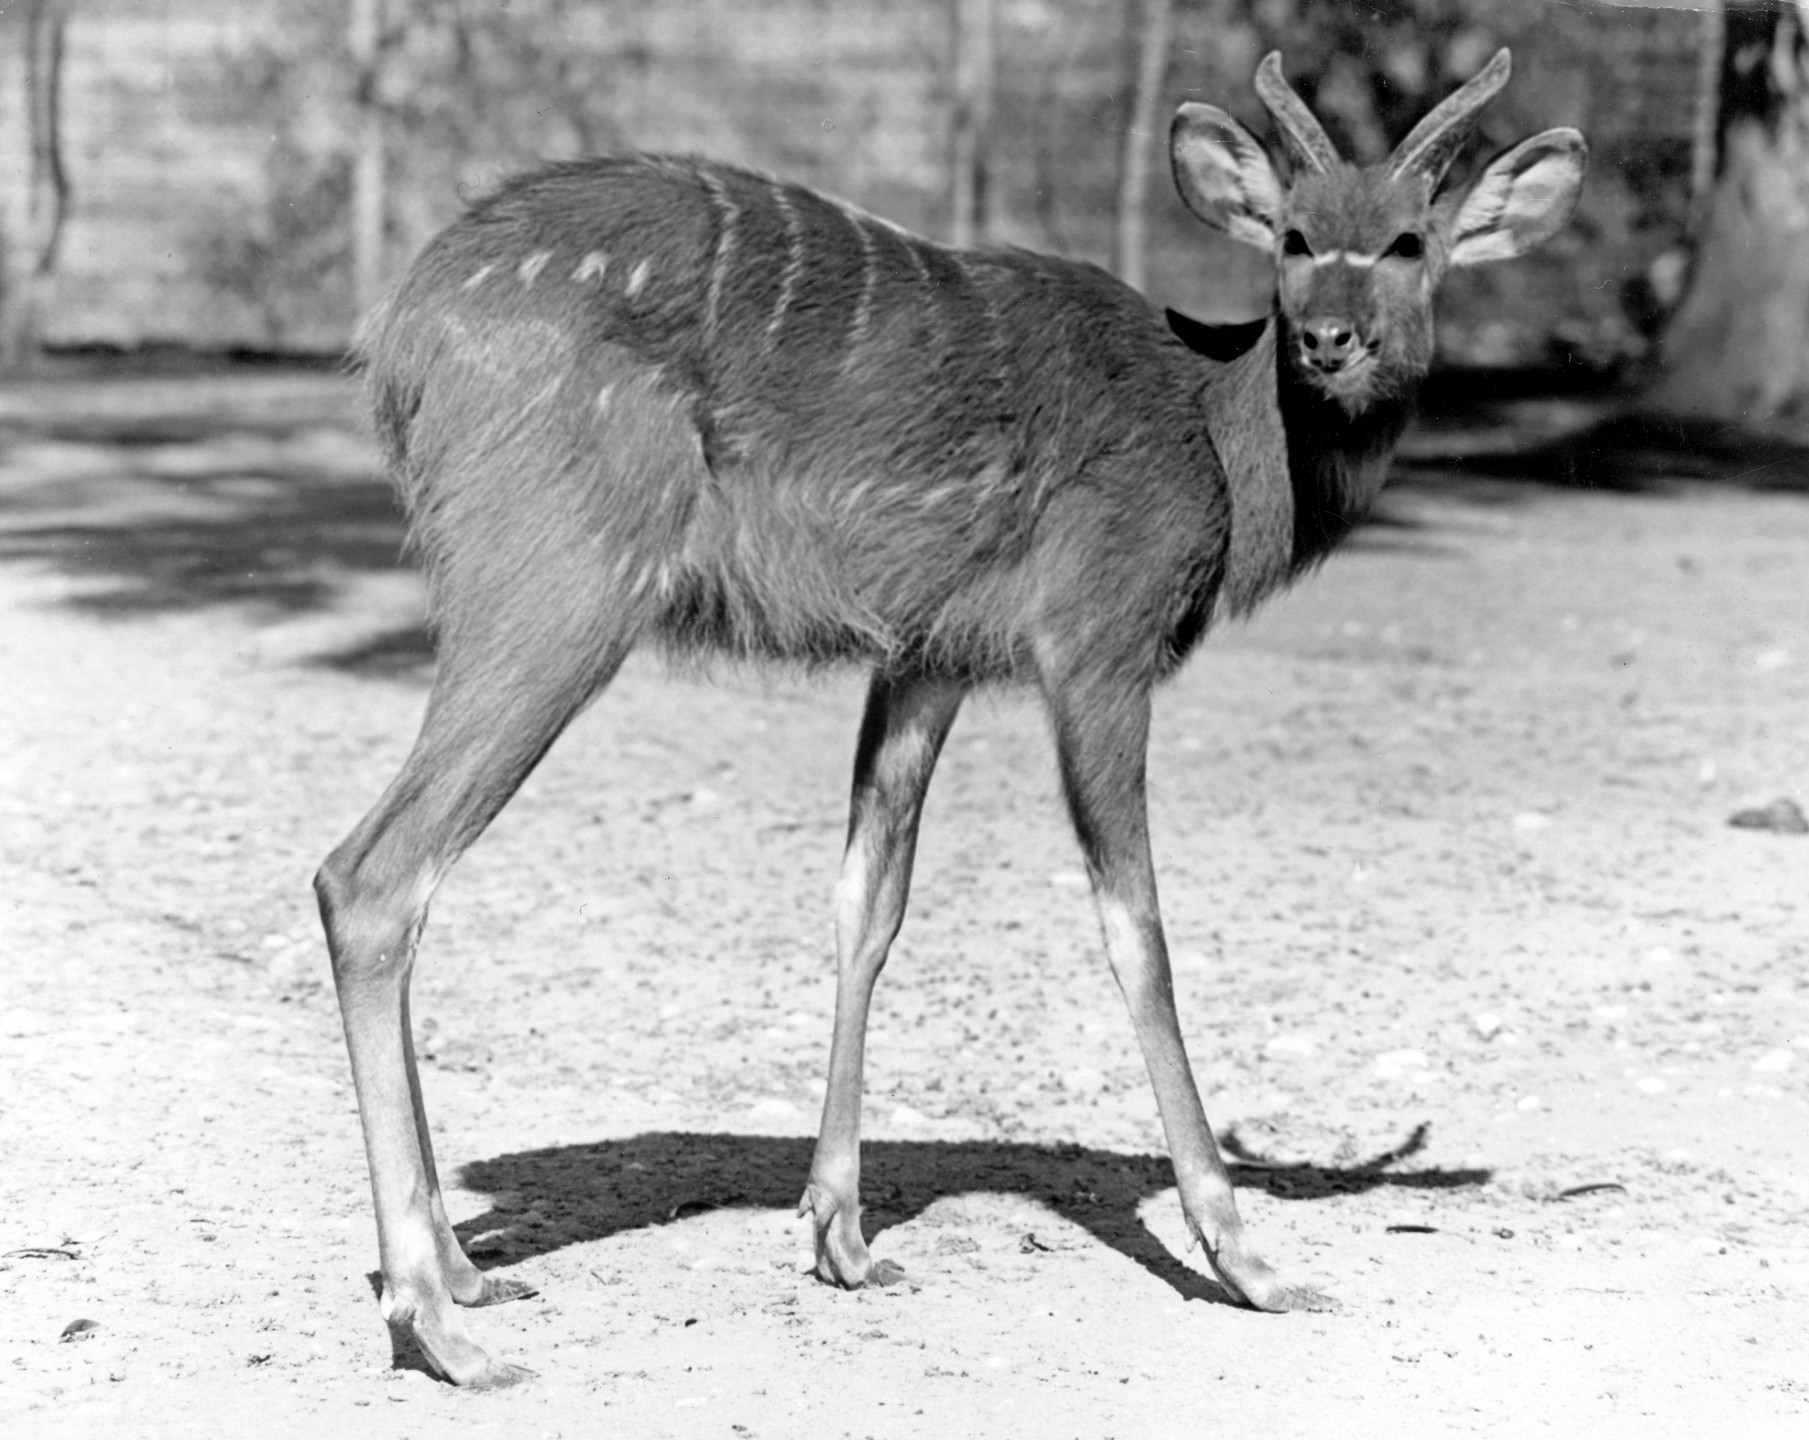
[1201,320,1413,618]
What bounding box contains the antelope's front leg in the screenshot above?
[1043,671,1331,1313]
[801,672,964,1287]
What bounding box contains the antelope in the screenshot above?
[317,51,1585,1386]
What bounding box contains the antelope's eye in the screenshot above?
[1281,229,1313,258]
[1385,232,1424,260]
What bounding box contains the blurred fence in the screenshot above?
[0,0,1716,367]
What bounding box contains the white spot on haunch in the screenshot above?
[632,559,663,598]
[461,264,496,291]
[573,251,609,283]
[595,384,614,412]
[625,259,652,298]
[518,250,553,286]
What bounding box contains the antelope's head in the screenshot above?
[1170,50,1586,414]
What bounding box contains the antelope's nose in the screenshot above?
[1301,318,1360,372]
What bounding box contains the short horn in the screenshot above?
[1388,48,1512,185]
[1253,52,1341,175]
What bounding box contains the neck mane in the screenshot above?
[1199,319,1415,618]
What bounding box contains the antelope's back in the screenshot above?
[359,155,1229,678]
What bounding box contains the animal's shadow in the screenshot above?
[450,1124,1487,1306]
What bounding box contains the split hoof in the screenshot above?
[1192,1225,1334,1314]
[387,1307,533,1390]
[458,1274,539,1308]
[465,1358,537,1391]
[868,1257,908,1287]
[1241,1279,1338,1314]
[799,1183,897,1290]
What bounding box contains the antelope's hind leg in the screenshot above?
[801,671,965,1288]
[1041,667,1331,1313]
[317,609,636,1387]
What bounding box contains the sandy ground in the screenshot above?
[1,370,1806,1438]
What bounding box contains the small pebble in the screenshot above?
[1373,1048,1430,1079]
[1061,1067,1106,1095]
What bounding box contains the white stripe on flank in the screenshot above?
[701,168,740,340]
[625,258,652,299]
[518,250,553,286]
[572,250,609,283]
[898,232,934,286]
[834,194,916,241]
[846,210,877,349]
[768,181,804,343]
[950,249,1005,396]
[461,264,496,291]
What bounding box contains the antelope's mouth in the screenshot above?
[1296,345,1382,413]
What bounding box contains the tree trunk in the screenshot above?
[0,0,72,371]
[948,0,996,248]
[1112,0,1173,291]
[349,0,387,323]
[1647,1,1809,422]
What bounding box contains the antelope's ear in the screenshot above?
[1171,104,1283,251]
[1446,128,1587,266]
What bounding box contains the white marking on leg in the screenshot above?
[408,864,448,927]
[461,264,496,292]
[625,259,652,298]
[1096,892,1142,958]
[518,250,553,286]
[572,250,609,283]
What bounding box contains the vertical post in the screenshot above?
[1,0,71,370]
[1687,2,1727,232]
[349,0,386,320]
[1114,0,1174,291]
[1650,0,1809,420]
[949,0,996,248]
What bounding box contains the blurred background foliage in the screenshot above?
[0,0,1740,374]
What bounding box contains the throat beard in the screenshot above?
[1277,348,1416,570]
